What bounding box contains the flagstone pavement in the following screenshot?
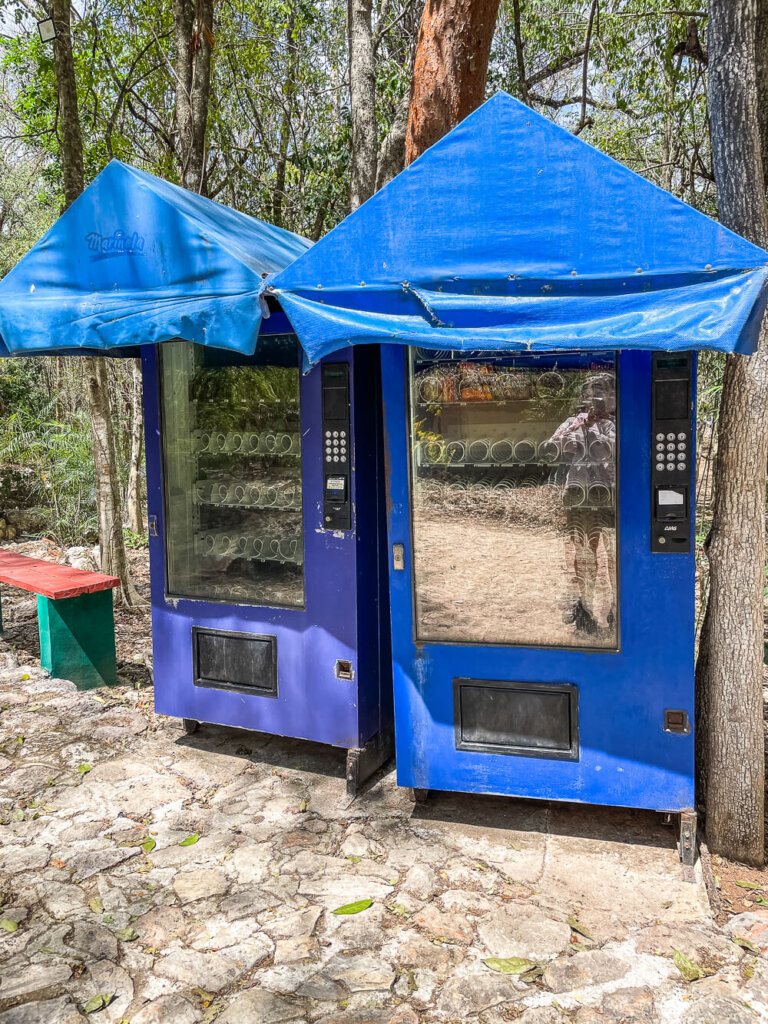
[1,657,767,1023]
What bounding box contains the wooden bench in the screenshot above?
[0,551,120,690]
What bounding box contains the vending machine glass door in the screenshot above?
[160,339,304,608]
[409,350,618,648]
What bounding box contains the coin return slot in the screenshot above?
[335,659,354,680]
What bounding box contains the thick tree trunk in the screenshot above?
[405,0,501,164]
[51,0,142,607]
[127,360,144,536]
[173,0,214,194]
[348,0,377,210]
[697,0,768,865]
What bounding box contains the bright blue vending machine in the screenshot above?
[381,344,697,858]
[265,93,768,863]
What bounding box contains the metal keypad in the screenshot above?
[324,428,348,465]
[653,429,688,475]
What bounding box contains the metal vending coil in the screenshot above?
[277,433,295,454]
[193,430,212,454]
[200,534,216,555]
[418,375,444,403]
[588,436,614,462]
[562,437,587,461]
[246,483,262,506]
[536,370,565,394]
[262,433,278,453]
[246,432,261,454]
[467,438,490,462]
[225,432,244,453]
[587,482,613,507]
[563,482,587,507]
[513,439,537,463]
[492,478,516,491]
[420,479,445,504]
[423,440,445,464]
[537,439,561,464]
[232,536,249,556]
[214,534,232,555]
[445,440,466,464]
[489,439,514,463]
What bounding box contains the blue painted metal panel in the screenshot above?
[142,334,390,750]
[381,344,695,812]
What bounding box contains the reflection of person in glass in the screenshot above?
[548,373,616,636]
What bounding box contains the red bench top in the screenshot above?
[0,551,120,601]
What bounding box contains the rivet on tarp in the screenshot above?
[571,270,577,276]
[705,264,712,271]
[636,267,643,274]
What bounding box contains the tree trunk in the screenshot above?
[173,0,214,194]
[348,0,377,210]
[51,0,84,209]
[127,360,144,536]
[51,0,142,607]
[696,0,768,866]
[405,0,501,164]
[376,90,410,191]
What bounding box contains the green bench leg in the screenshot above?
[37,589,118,690]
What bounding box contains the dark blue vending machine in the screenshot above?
[267,92,768,859]
[143,325,391,801]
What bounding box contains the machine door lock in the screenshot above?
[392,543,405,571]
[148,515,158,537]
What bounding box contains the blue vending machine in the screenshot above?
[142,325,393,800]
[268,93,768,859]
[0,161,393,803]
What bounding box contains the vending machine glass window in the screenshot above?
[160,339,304,608]
[409,350,618,649]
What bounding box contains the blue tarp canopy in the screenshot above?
[0,160,310,357]
[268,91,768,363]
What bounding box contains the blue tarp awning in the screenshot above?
[267,91,768,363]
[0,160,310,357]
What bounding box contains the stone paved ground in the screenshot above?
[1,662,768,1023]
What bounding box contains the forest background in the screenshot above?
[0,2,716,552]
[0,0,718,555]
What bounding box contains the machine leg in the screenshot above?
[37,590,118,690]
[679,811,698,867]
[343,727,394,806]
[183,718,200,734]
[410,788,429,804]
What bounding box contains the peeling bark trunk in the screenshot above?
[376,91,410,191]
[348,0,377,209]
[127,360,144,536]
[697,0,768,866]
[173,0,214,194]
[405,0,501,164]
[51,0,142,607]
